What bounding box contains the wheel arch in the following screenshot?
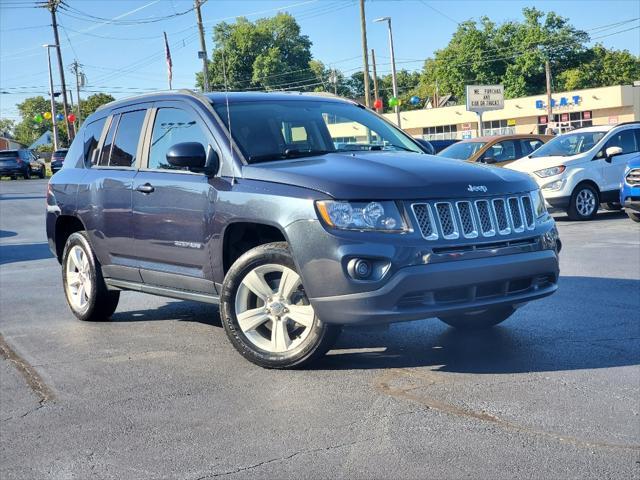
[54,215,87,262]
[221,221,288,275]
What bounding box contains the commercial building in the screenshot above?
[389,84,639,140]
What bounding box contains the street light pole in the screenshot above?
[374,17,401,127]
[44,44,59,151]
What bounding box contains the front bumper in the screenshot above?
[0,166,26,176]
[309,249,559,325]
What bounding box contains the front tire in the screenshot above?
[62,231,119,321]
[567,184,599,220]
[23,169,31,180]
[38,166,45,179]
[627,211,640,223]
[439,306,515,330]
[220,242,340,369]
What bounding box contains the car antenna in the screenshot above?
[221,44,236,185]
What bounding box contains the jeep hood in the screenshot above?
[241,152,536,199]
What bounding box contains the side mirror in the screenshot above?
[604,146,623,162]
[166,142,206,169]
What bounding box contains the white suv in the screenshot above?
[507,122,640,220]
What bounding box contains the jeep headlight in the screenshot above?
[530,189,547,218]
[534,165,566,178]
[316,200,409,232]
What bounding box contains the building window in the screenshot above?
[483,119,515,137]
[538,111,592,134]
[423,124,457,140]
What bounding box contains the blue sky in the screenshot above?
[1,0,639,121]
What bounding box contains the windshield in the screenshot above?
[438,141,487,160]
[212,99,423,163]
[530,131,606,158]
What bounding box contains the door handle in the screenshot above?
[136,183,155,194]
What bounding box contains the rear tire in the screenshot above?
[62,231,120,321]
[567,184,599,221]
[220,242,340,369]
[627,211,640,223]
[439,306,515,330]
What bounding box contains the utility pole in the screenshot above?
[44,45,58,151]
[329,69,338,95]
[359,0,371,108]
[545,59,553,134]
[371,48,380,112]
[44,0,73,141]
[194,0,210,92]
[70,60,83,125]
[374,17,400,127]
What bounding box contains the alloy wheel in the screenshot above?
[234,264,314,353]
[65,245,92,309]
[576,188,596,217]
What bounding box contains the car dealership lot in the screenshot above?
[1,179,638,479]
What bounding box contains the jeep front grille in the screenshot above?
[411,194,536,241]
[626,168,640,186]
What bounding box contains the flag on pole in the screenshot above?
[164,31,173,90]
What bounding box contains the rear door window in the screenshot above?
[520,139,544,156]
[108,110,146,167]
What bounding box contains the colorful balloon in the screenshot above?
[410,96,421,105]
[34,114,43,123]
[68,113,77,123]
[389,96,399,107]
[43,111,52,120]
[56,113,64,121]
[373,98,383,110]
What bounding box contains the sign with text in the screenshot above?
[466,85,504,113]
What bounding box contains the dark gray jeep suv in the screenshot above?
[46,91,560,368]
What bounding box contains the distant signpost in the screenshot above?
[466,85,504,137]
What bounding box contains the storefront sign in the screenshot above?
[609,116,618,124]
[462,130,473,139]
[461,122,471,130]
[535,96,581,109]
[538,115,548,124]
[466,85,504,113]
[583,111,591,120]
[560,113,569,122]
[507,119,516,126]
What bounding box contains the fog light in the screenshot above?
[348,258,372,279]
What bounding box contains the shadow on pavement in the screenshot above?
[314,275,640,373]
[0,242,53,265]
[105,275,639,374]
[554,210,626,223]
[111,300,221,327]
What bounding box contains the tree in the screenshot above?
[0,119,15,137]
[80,93,115,121]
[13,96,68,147]
[418,8,638,101]
[556,44,640,91]
[197,13,314,92]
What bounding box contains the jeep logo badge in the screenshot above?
[467,184,488,193]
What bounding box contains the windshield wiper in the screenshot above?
[248,149,333,163]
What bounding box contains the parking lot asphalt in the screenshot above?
[1,178,639,479]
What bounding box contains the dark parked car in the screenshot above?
[0,148,45,179]
[428,139,460,153]
[46,91,560,368]
[50,148,68,174]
